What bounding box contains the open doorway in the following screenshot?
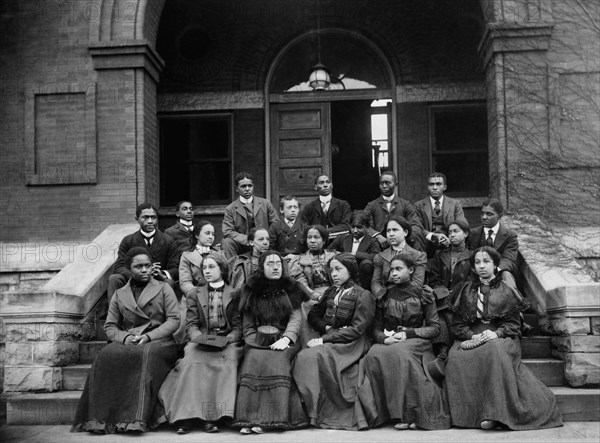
[331,99,392,209]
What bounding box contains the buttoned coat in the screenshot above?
[222,197,279,246]
[185,284,242,344]
[371,246,427,299]
[414,196,467,237]
[164,222,195,254]
[330,234,381,263]
[104,278,180,343]
[468,223,519,274]
[300,197,352,235]
[428,248,473,304]
[113,230,180,281]
[363,195,426,251]
[268,218,307,254]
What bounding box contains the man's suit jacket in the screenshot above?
[300,197,351,235]
[164,222,194,254]
[105,278,180,343]
[330,234,381,263]
[414,196,467,236]
[469,223,519,274]
[186,284,242,344]
[364,195,425,251]
[222,197,279,246]
[113,230,180,281]
[268,218,307,254]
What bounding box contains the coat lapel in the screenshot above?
[357,236,371,252]
[234,200,247,220]
[495,224,508,249]
[118,281,144,315]
[424,199,433,229]
[136,278,161,312]
[343,235,354,252]
[186,250,204,268]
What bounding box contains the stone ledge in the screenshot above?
[4,366,61,392]
[0,242,88,273]
[553,352,600,388]
[553,336,600,354]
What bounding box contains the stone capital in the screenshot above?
[89,40,165,83]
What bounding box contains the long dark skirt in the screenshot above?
[446,337,563,430]
[157,341,243,424]
[293,337,372,430]
[72,339,178,433]
[358,338,451,430]
[234,342,308,430]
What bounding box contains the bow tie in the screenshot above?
[209,285,224,292]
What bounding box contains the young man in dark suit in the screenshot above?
[468,199,519,274]
[363,171,426,252]
[221,172,279,259]
[414,172,468,258]
[330,210,381,289]
[164,200,195,254]
[300,174,351,241]
[106,202,180,302]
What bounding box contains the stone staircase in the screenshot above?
[3,325,599,425]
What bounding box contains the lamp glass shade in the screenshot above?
[308,64,331,90]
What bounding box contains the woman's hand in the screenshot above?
[384,336,400,346]
[270,336,291,351]
[136,334,151,346]
[307,338,324,348]
[481,330,498,341]
[124,335,136,345]
[392,331,407,342]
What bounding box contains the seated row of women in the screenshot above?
[72,232,563,434]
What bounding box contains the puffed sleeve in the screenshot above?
[322,288,375,344]
[371,253,387,299]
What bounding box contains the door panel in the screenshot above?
[270,102,331,209]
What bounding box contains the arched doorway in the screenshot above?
[265,29,396,209]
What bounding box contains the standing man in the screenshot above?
[221,172,279,259]
[107,202,180,302]
[414,172,467,258]
[300,174,352,241]
[164,200,195,254]
[468,199,519,274]
[363,171,426,251]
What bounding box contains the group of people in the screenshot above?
[71,170,563,435]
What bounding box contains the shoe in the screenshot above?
[176,425,191,434]
[203,422,219,433]
[251,426,264,434]
[240,427,252,434]
[394,422,410,430]
[409,423,418,430]
[480,420,497,430]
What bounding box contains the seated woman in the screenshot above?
[157,253,242,434]
[72,247,180,434]
[359,256,450,431]
[372,216,427,299]
[179,220,221,296]
[293,253,375,430]
[447,247,563,430]
[427,220,472,359]
[228,227,270,289]
[234,250,309,434]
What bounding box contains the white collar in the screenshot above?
[430,196,444,207]
[140,229,156,238]
[487,223,500,235]
[391,241,406,252]
[208,280,225,289]
[382,194,395,202]
[319,195,332,204]
[196,245,212,253]
[239,196,253,205]
[353,236,364,243]
[285,218,295,225]
[179,219,193,227]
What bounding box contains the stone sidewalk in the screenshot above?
[1,421,599,443]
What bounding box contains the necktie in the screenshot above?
[143,235,154,248]
[486,229,494,247]
[434,200,441,216]
[321,201,328,215]
[188,225,194,233]
[386,201,391,212]
[287,220,294,228]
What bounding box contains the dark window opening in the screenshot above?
[160,115,232,207]
[430,104,488,197]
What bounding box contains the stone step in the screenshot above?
[3,387,598,425]
[521,336,553,358]
[61,364,91,391]
[523,358,565,387]
[78,341,107,364]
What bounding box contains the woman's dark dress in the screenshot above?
[293,282,376,430]
[72,278,180,433]
[359,280,451,430]
[233,275,309,430]
[447,273,563,430]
